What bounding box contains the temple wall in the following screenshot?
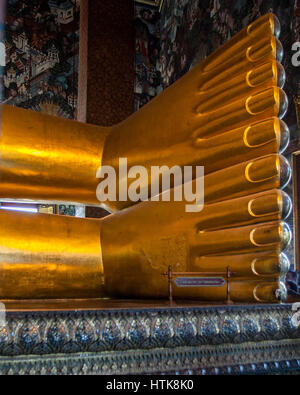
[157,0,299,139]
[83,0,135,126]
[134,3,161,110]
[4,0,80,119]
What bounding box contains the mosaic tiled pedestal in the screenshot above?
[0,301,300,375]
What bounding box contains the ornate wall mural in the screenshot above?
[135,0,164,9]
[134,0,300,141]
[4,0,80,120]
[134,3,162,111]
[157,0,299,140]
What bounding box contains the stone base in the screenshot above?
[0,301,300,375]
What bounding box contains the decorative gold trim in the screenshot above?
[135,0,164,12]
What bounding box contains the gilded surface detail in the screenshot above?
[0,13,294,302]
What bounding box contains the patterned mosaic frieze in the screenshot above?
[0,304,299,357]
[0,339,300,375]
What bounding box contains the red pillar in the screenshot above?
[78,0,135,126]
[78,0,135,217]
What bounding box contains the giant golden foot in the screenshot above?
[0,13,293,304]
[0,13,289,211]
[0,157,292,302]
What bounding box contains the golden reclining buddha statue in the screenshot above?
[0,13,293,303]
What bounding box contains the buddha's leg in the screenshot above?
[0,13,289,211]
[0,209,104,299]
[0,154,291,301]
[0,193,289,302]
[0,106,110,205]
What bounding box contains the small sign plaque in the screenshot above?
[174,277,226,288]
